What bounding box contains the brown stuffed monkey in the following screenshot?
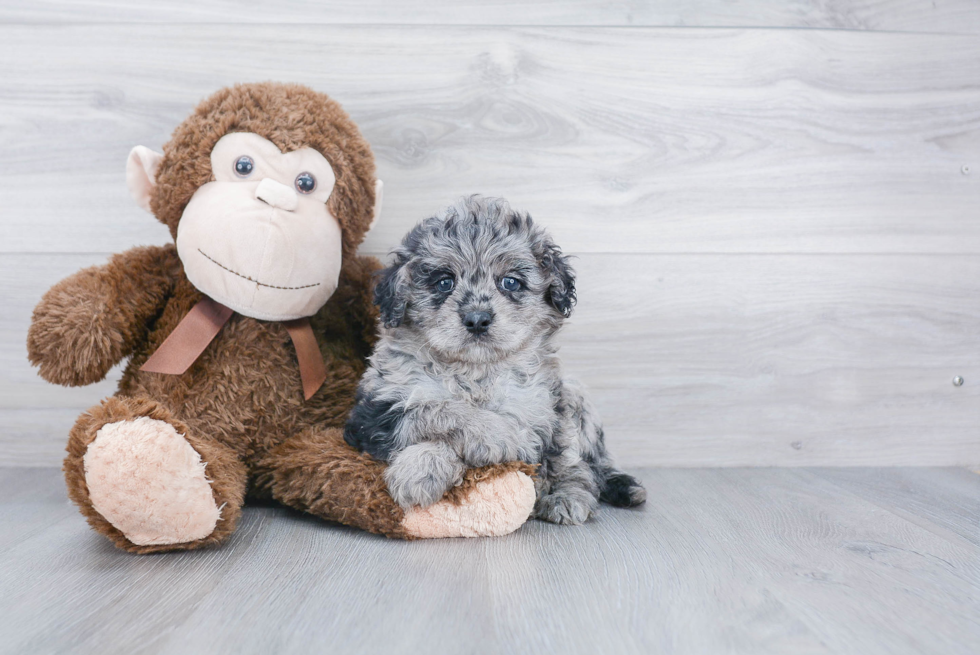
[26,83,535,553]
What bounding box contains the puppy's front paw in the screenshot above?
[535,490,597,526]
[384,443,465,509]
[387,467,451,509]
[458,412,523,467]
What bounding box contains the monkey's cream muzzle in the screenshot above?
[255,178,299,211]
[175,132,343,321]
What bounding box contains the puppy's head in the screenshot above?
[375,196,575,363]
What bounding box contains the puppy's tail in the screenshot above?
[600,469,647,507]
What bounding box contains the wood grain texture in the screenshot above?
[0,0,978,33]
[0,26,978,255]
[813,467,980,548]
[0,467,977,654]
[5,252,979,467]
[3,16,979,468]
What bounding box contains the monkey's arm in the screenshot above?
[27,245,178,386]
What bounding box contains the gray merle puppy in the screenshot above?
[344,196,645,524]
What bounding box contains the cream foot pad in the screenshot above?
[83,417,220,546]
[402,470,536,538]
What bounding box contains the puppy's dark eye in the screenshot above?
[295,172,316,194]
[500,276,522,292]
[436,277,455,293]
[234,156,254,177]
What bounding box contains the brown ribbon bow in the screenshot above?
[140,297,327,400]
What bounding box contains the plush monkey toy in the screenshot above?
[27,83,535,553]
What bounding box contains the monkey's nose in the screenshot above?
[255,178,298,211]
[463,311,493,334]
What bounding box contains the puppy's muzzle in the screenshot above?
[463,310,493,335]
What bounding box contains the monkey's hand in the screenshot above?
[27,245,176,386]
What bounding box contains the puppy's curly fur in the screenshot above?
[345,196,645,524]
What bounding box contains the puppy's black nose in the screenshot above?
[463,311,493,334]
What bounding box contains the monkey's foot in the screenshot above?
[400,466,536,538]
[83,417,220,546]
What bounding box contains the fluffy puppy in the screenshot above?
[344,196,645,524]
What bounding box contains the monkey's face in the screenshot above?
[127,84,382,320]
[174,133,343,321]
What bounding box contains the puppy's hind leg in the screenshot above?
[562,377,647,510]
[534,456,600,525]
[598,468,646,507]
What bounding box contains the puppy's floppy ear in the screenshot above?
[374,255,410,328]
[535,235,577,318]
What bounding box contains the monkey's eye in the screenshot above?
[500,276,523,292]
[234,156,254,177]
[436,277,455,293]
[295,172,316,194]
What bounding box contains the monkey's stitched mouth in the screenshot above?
[197,249,320,290]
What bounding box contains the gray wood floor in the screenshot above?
[1,467,977,655]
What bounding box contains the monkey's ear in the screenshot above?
[126,145,164,213]
[367,179,384,234]
[537,239,577,318]
[373,255,408,328]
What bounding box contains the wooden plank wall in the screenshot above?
[1,2,978,467]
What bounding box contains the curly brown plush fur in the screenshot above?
[27,83,533,552]
[151,83,377,262]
